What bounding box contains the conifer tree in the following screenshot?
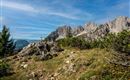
[0,25,15,57]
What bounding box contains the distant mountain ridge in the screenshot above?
[15,39,29,50]
[45,16,130,41]
[14,39,39,51]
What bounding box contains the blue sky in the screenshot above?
[0,0,130,40]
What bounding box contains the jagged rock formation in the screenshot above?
[45,25,72,41]
[45,16,130,41]
[18,41,64,60]
[84,22,97,31]
[72,26,84,36]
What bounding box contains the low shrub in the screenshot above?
[0,60,10,77]
[57,30,130,54]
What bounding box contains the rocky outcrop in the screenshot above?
[84,22,97,32]
[18,41,64,60]
[108,16,130,33]
[45,25,72,41]
[79,17,130,40]
[72,26,84,36]
[45,16,130,41]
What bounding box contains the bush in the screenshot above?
[113,30,130,54]
[57,37,91,49]
[0,61,10,77]
[57,30,130,54]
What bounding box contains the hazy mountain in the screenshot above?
[27,40,40,43]
[15,39,29,50]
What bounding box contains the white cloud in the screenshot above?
[47,12,79,20]
[1,1,78,19]
[1,1,92,20]
[1,1,38,13]
[15,26,51,31]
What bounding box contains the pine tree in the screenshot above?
[0,25,15,57]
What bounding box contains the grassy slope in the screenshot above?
[0,48,130,80]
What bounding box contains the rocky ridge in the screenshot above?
[45,16,130,41]
[18,41,64,60]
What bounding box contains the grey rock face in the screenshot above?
[107,16,130,33]
[18,41,64,60]
[45,25,72,41]
[45,16,130,41]
[56,25,72,40]
[84,22,97,32]
[72,26,84,36]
